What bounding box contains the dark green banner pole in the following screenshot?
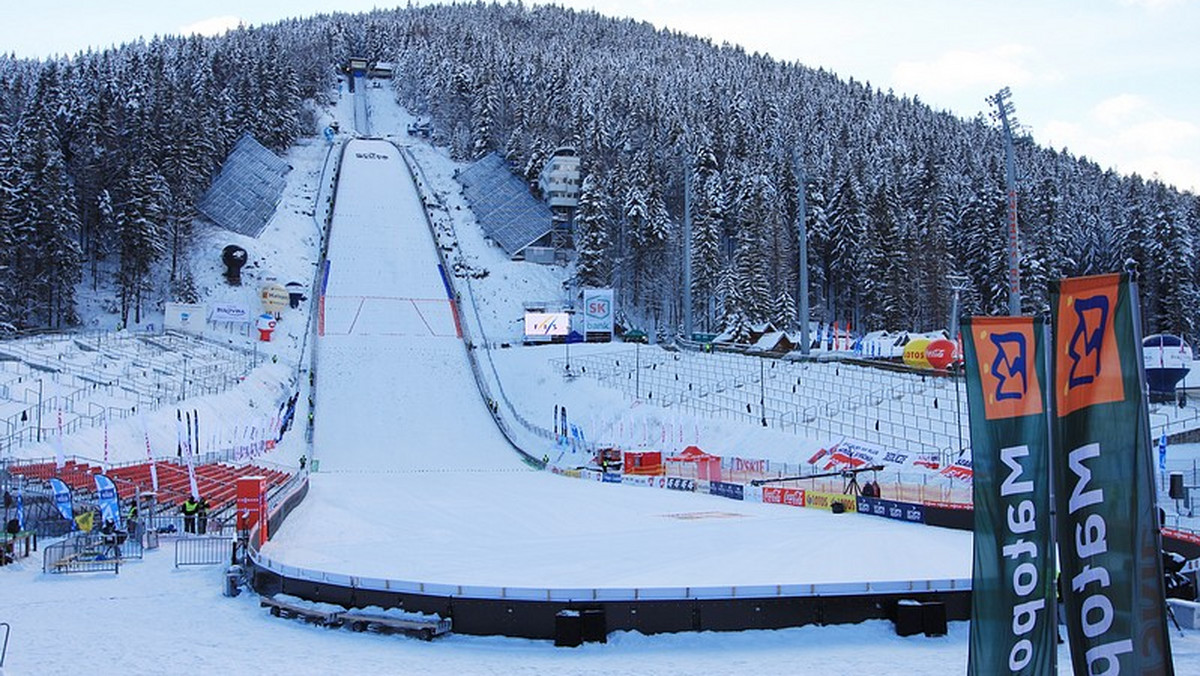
[1050,273,1173,675]
[964,315,1057,676]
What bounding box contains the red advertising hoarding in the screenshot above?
[236,476,268,545]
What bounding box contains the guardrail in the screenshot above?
[42,531,141,574]
[175,535,233,567]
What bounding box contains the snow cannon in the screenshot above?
[256,313,277,342]
[925,338,957,371]
[902,338,932,370]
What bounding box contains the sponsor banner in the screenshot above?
[924,500,973,511]
[938,457,974,482]
[260,284,289,313]
[1050,274,1173,674]
[620,475,656,488]
[94,474,122,530]
[49,478,73,523]
[664,477,696,492]
[730,457,767,474]
[582,288,614,334]
[963,315,1055,676]
[856,496,924,524]
[762,486,806,507]
[164,302,206,336]
[923,504,974,532]
[709,481,745,501]
[601,472,622,484]
[803,491,858,512]
[210,303,251,323]
[914,454,941,470]
[820,438,914,471]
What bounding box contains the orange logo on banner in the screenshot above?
[972,317,1044,420]
[1055,274,1124,417]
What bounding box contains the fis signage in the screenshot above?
[1050,274,1173,675]
[963,316,1055,676]
[524,312,570,337]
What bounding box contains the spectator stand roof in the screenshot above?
[197,133,291,238]
[457,153,552,258]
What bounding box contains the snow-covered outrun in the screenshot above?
[2,75,1198,676]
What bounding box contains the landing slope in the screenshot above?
[312,138,522,473]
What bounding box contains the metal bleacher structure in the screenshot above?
[550,346,1200,481]
[0,329,295,532]
[196,133,291,238]
[456,152,554,259]
[553,349,971,460]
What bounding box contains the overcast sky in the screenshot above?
[2,0,1196,193]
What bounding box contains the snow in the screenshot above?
[3,80,1200,676]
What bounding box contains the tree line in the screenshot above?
[1,3,1197,346]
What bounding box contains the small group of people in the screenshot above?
[860,479,883,498]
[180,495,211,534]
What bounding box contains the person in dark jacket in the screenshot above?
[860,480,875,498]
[181,497,199,534]
[197,496,210,535]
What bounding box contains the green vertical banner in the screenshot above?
[1050,273,1173,675]
[964,316,1057,676]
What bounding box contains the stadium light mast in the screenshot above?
[988,87,1022,316]
[683,160,693,341]
[794,150,811,356]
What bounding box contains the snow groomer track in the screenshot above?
[245,137,974,639]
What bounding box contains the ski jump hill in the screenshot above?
[244,136,973,639]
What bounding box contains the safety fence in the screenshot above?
[175,534,234,567]
[42,530,144,574]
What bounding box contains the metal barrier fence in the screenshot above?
[42,531,143,574]
[175,535,233,567]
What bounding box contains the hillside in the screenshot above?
[1,3,1197,344]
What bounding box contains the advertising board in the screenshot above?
[582,288,614,335]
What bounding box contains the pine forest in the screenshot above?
[1,3,1197,342]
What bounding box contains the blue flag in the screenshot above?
[49,478,74,525]
[1159,433,1168,472]
[94,474,122,530]
[15,487,24,531]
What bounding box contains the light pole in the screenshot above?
[760,358,767,427]
[635,341,640,399]
[181,355,189,400]
[36,379,43,442]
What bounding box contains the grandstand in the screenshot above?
[0,330,258,457]
[196,133,291,238]
[6,457,294,530]
[455,153,554,259]
[552,345,1200,468]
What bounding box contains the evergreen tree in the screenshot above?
[573,174,613,287]
[116,156,169,325]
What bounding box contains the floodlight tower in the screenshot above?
[988,87,1022,316]
[794,150,811,356]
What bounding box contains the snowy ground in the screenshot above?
[3,80,1200,675]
